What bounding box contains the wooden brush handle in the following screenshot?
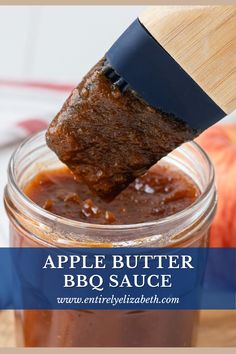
[140,6,236,114]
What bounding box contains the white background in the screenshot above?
[0,6,144,83]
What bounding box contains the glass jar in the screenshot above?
[4,131,216,347]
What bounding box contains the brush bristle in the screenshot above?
[102,60,129,92]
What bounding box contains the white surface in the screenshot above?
[0,146,14,247]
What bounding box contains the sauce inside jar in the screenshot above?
[24,163,199,225]
[14,162,203,348]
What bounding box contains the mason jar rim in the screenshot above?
[6,130,215,233]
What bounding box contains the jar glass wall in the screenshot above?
[4,131,217,347]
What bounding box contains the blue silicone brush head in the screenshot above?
[104,19,225,132]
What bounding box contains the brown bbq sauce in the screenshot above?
[24,164,199,225]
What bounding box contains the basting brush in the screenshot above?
[47,6,236,200]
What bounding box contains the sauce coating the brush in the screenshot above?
[46,58,196,201]
[24,164,199,225]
